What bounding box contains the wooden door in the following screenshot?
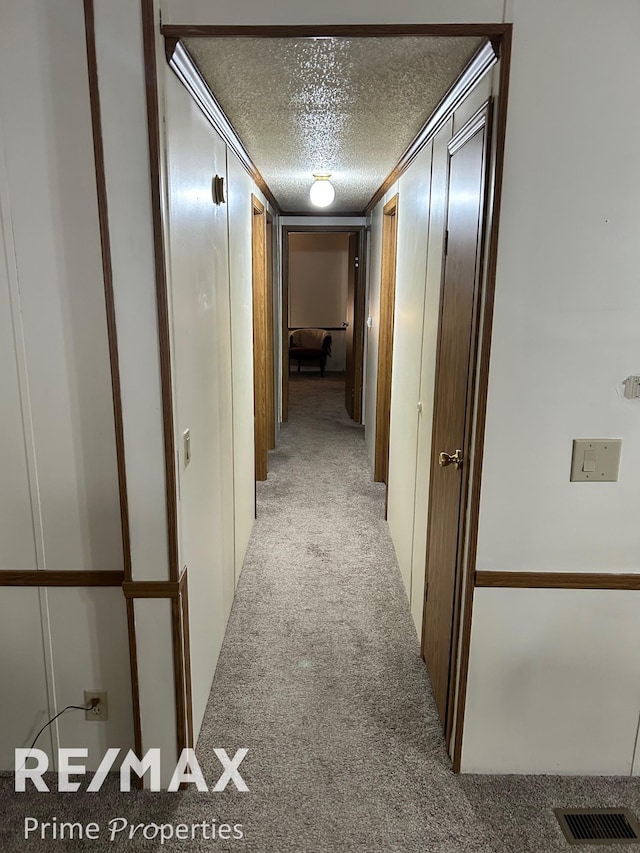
[344,232,357,419]
[281,228,290,423]
[265,216,276,450]
[374,196,399,484]
[251,195,268,481]
[422,106,490,731]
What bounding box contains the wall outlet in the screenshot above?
[84,691,108,721]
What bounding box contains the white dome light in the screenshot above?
[310,174,335,207]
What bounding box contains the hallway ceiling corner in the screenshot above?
[181,35,485,213]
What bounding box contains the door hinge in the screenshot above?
[444,229,449,256]
[424,582,429,601]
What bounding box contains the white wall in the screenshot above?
[464,589,640,774]
[164,0,504,25]
[163,65,236,743]
[289,232,349,329]
[364,194,389,466]
[162,48,275,741]
[385,143,433,601]
[94,0,171,583]
[0,0,133,769]
[462,0,640,773]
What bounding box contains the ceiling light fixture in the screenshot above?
[309,173,335,208]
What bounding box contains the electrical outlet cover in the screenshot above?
[84,690,108,721]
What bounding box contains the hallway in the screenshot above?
[2,374,639,852]
[193,374,640,852]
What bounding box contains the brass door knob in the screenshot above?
[438,449,463,470]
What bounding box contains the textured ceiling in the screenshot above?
[182,36,485,213]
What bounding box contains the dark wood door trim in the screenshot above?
[281,225,367,423]
[84,0,141,766]
[282,227,290,422]
[265,213,276,449]
[354,228,368,424]
[475,571,640,590]
[449,104,492,746]
[141,0,179,585]
[452,27,513,774]
[252,195,269,480]
[374,195,399,487]
[141,0,191,765]
[83,0,132,585]
[161,24,512,39]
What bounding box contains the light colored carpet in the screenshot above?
[1,373,638,851]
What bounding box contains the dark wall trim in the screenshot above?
[141,0,191,767]
[125,598,143,771]
[123,581,181,598]
[181,573,194,750]
[83,0,132,585]
[141,0,179,585]
[288,326,348,332]
[84,0,143,772]
[161,24,512,39]
[452,24,512,775]
[0,570,124,587]
[123,566,188,599]
[280,210,366,218]
[475,571,640,590]
[366,41,497,213]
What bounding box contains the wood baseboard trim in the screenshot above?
[0,570,124,587]
[475,571,640,590]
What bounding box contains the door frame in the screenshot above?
[148,20,513,775]
[421,102,493,752]
[252,194,269,481]
[281,225,367,423]
[373,194,399,488]
[265,212,276,449]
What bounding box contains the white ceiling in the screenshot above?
[182,35,485,213]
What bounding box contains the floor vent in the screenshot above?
[555,808,640,845]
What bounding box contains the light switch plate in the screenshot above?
[570,439,621,482]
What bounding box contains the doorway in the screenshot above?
[421,103,492,742]
[374,195,399,487]
[282,226,366,423]
[252,194,268,481]
[265,213,276,451]
[151,21,513,777]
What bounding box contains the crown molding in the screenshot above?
[167,41,279,212]
[365,40,497,213]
